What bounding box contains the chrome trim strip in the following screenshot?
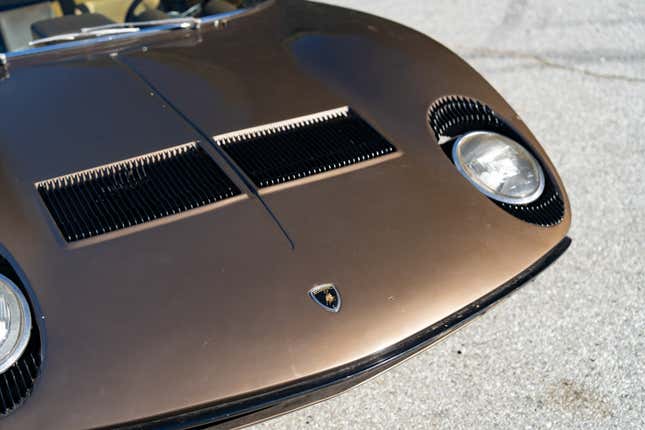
[29,28,141,47]
[6,22,190,59]
[214,106,350,146]
[34,142,197,188]
[81,17,200,33]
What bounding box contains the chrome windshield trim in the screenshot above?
[81,17,200,33]
[29,28,141,47]
[6,23,180,58]
[3,1,272,60]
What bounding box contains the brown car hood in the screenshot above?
[0,1,570,429]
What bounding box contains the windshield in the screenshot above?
[0,0,260,54]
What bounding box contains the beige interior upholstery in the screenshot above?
[75,0,160,22]
[0,0,162,53]
[0,2,58,51]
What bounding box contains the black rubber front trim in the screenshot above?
[108,237,572,430]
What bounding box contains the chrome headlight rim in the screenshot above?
[452,130,546,205]
[0,274,32,375]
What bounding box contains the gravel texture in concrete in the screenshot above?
[253,1,645,429]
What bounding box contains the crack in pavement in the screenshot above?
[461,47,645,84]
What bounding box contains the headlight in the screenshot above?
[0,275,31,374]
[452,131,545,205]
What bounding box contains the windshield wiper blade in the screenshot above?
[29,28,140,47]
[82,17,200,33]
[28,17,199,48]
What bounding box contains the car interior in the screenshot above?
[0,0,255,52]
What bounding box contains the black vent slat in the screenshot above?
[0,377,11,407]
[156,157,188,211]
[86,174,120,231]
[96,173,129,230]
[176,154,210,205]
[25,353,38,379]
[58,185,88,240]
[69,182,98,238]
[0,381,6,413]
[13,365,28,394]
[39,187,72,238]
[75,180,105,235]
[0,326,41,416]
[428,96,564,227]
[189,151,220,197]
[216,107,397,188]
[144,158,177,216]
[37,143,240,242]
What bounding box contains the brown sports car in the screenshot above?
[0,0,571,428]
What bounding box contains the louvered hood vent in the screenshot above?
[36,143,240,242]
[215,107,397,188]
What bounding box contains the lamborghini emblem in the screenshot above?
[309,284,341,312]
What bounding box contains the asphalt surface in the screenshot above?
[254,1,645,429]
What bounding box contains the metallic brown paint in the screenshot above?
[0,1,570,428]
